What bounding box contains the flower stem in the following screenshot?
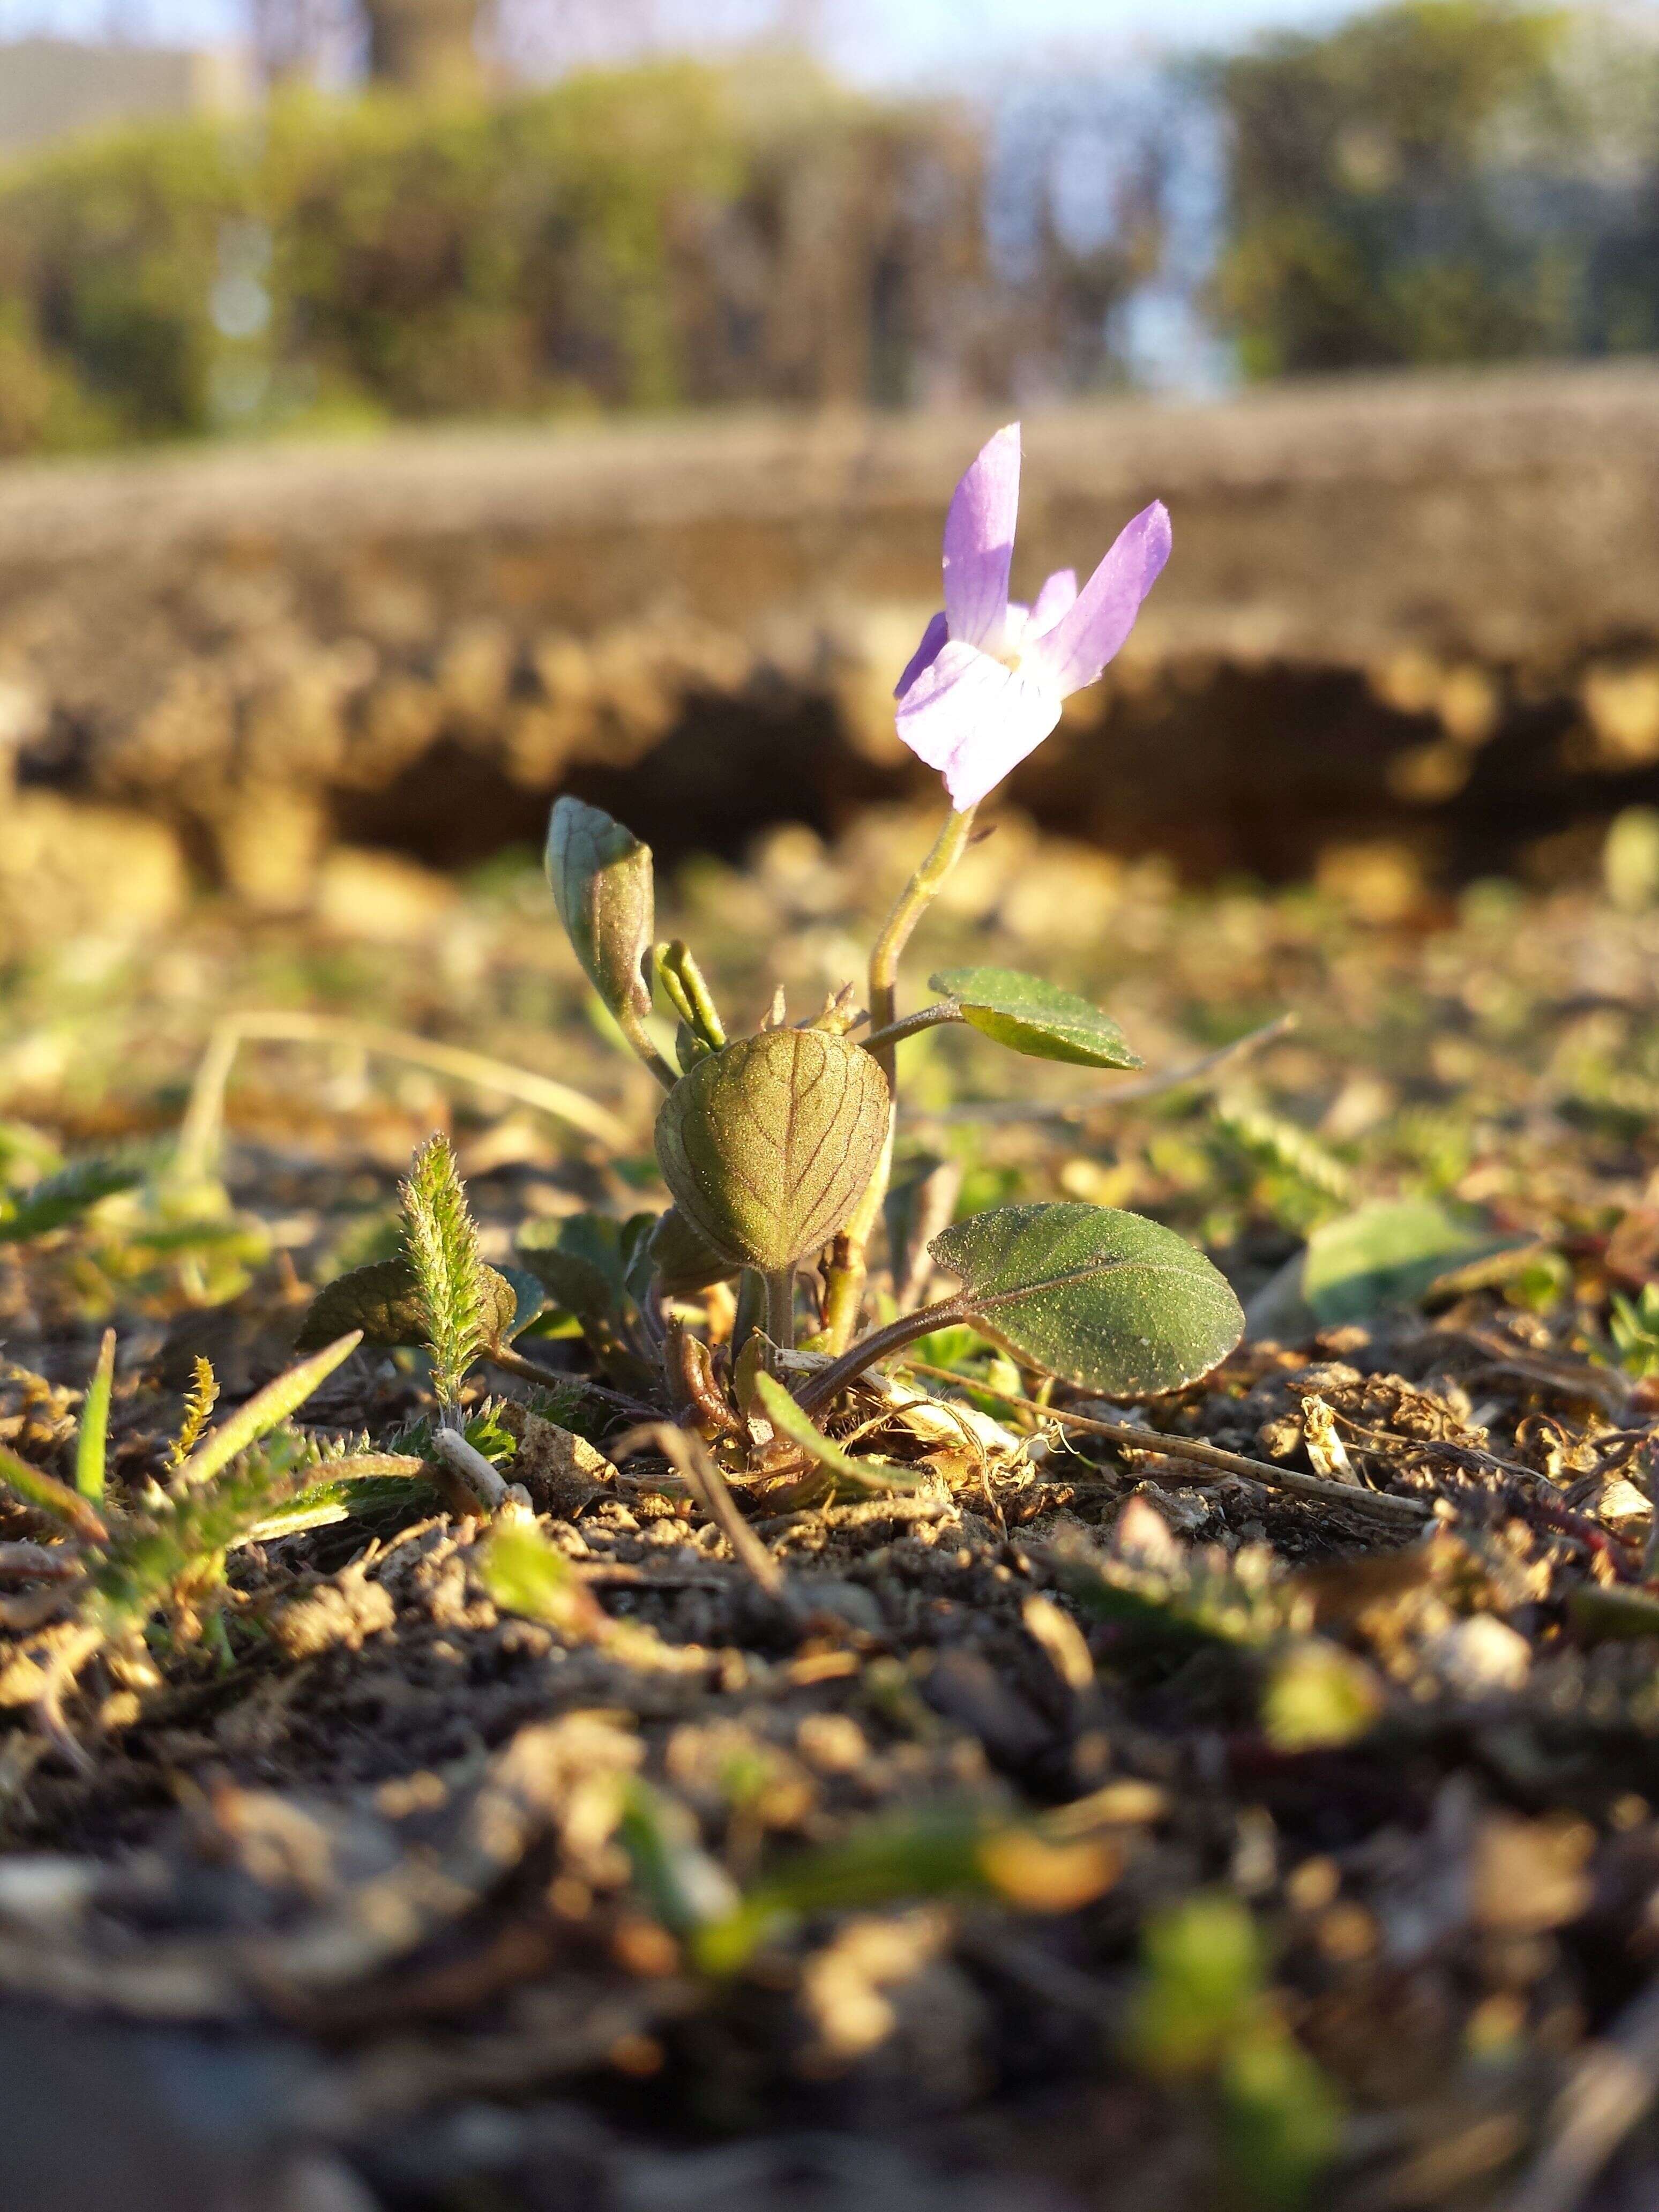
[615,1005,679,1092]
[867,807,977,1093]
[764,1266,796,1369]
[819,806,977,1354]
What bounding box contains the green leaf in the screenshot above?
[646,1206,738,1297]
[546,796,656,1026]
[76,1329,116,1505]
[930,1202,1243,1396]
[400,1133,490,1415]
[295,1256,519,1352]
[655,1028,890,1273]
[494,1266,548,1339]
[518,1213,632,1323]
[1301,1198,1530,1325]
[1220,2030,1343,2210]
[171,1332,363,1492]
[929,967,1142,1070]
[482,1522,608,1639]
[0,1437,108,1543]
[515,1213,657,1392]
[0,1156,145,1243]
[1128,1893,1264,2079]
[752,1372,921,1493]
[1260,1639,1384,1751]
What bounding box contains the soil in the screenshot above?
[6,811,1659,2209]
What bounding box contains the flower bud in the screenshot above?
[545,796,654,1026]
[655,1028,890,1274]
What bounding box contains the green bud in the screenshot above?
[655,1028,890,1275]
[546,796,655,1026]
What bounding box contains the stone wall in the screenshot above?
[4,360,1659,916]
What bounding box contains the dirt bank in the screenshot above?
[4,362,1659,905]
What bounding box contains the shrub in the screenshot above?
[0,63,991,451]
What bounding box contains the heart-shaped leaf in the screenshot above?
[518,1214,632,1325]
[929,967,1142,1070]
[1301,1198,1531,1325]
[929,1201,1242,1395]
[655,1028,890,1273]
[296,1256,520,1352]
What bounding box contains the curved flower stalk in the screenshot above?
[894,422,1171,811]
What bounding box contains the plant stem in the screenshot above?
[732,1269,767,1364]
[615,1005,679,1093]
[861,1000,963,1055]
[764,1266,797,1366]
[794,1294,968,1415]
[867,807,977,1093]
[820,806,977,1354]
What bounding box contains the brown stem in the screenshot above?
[794,1293,968,1416]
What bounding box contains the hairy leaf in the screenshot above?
[296,1256,520,1352]
[655,1028,890,1273]
[400,1134,490,1413]
[546,795,656,1024]
[1301,1197,1529,1325]
[929,966,1142,1070]
[930,1201,1242,1395]
[0,1155,145,1243]
[171,1331,363,1491]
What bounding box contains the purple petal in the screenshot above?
[1029,567,1079,634]
[894,610,949,701]
[895,639,1063,812]
[1028,502,1170,698]
[943,423,1020,653]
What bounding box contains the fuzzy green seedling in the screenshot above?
[400,1134,490,1423]
[168,1356,219,1471]
[171,1332,363,1491]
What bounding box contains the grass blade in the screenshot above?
[171,1332,362,1492]
[752,1372,921,1493]
[0,1438,108,1544]
[75,1329,116,1505]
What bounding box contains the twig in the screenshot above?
[909,1012,1297,1126]
[1456,1326,1635,1421]
[1504,1976,1659,2212]
[899,1360,1432,1528]
[429,1428,509,1512]
[0,1542,83,1585]
[610,1423,802,1619]
[175,1010,631,1183]
[488,1344,661,1422]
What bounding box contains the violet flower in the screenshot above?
[893,422,1170,811]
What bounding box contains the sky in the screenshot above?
[0,0,1365,83]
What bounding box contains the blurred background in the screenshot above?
[3,0,1659,939]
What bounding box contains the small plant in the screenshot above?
[1609,1281,1659,1378]
[297,428,1243,1482]
[1127,1893,1342,2209]
[514,431,1238,1452]
[0,1329,388,1735]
